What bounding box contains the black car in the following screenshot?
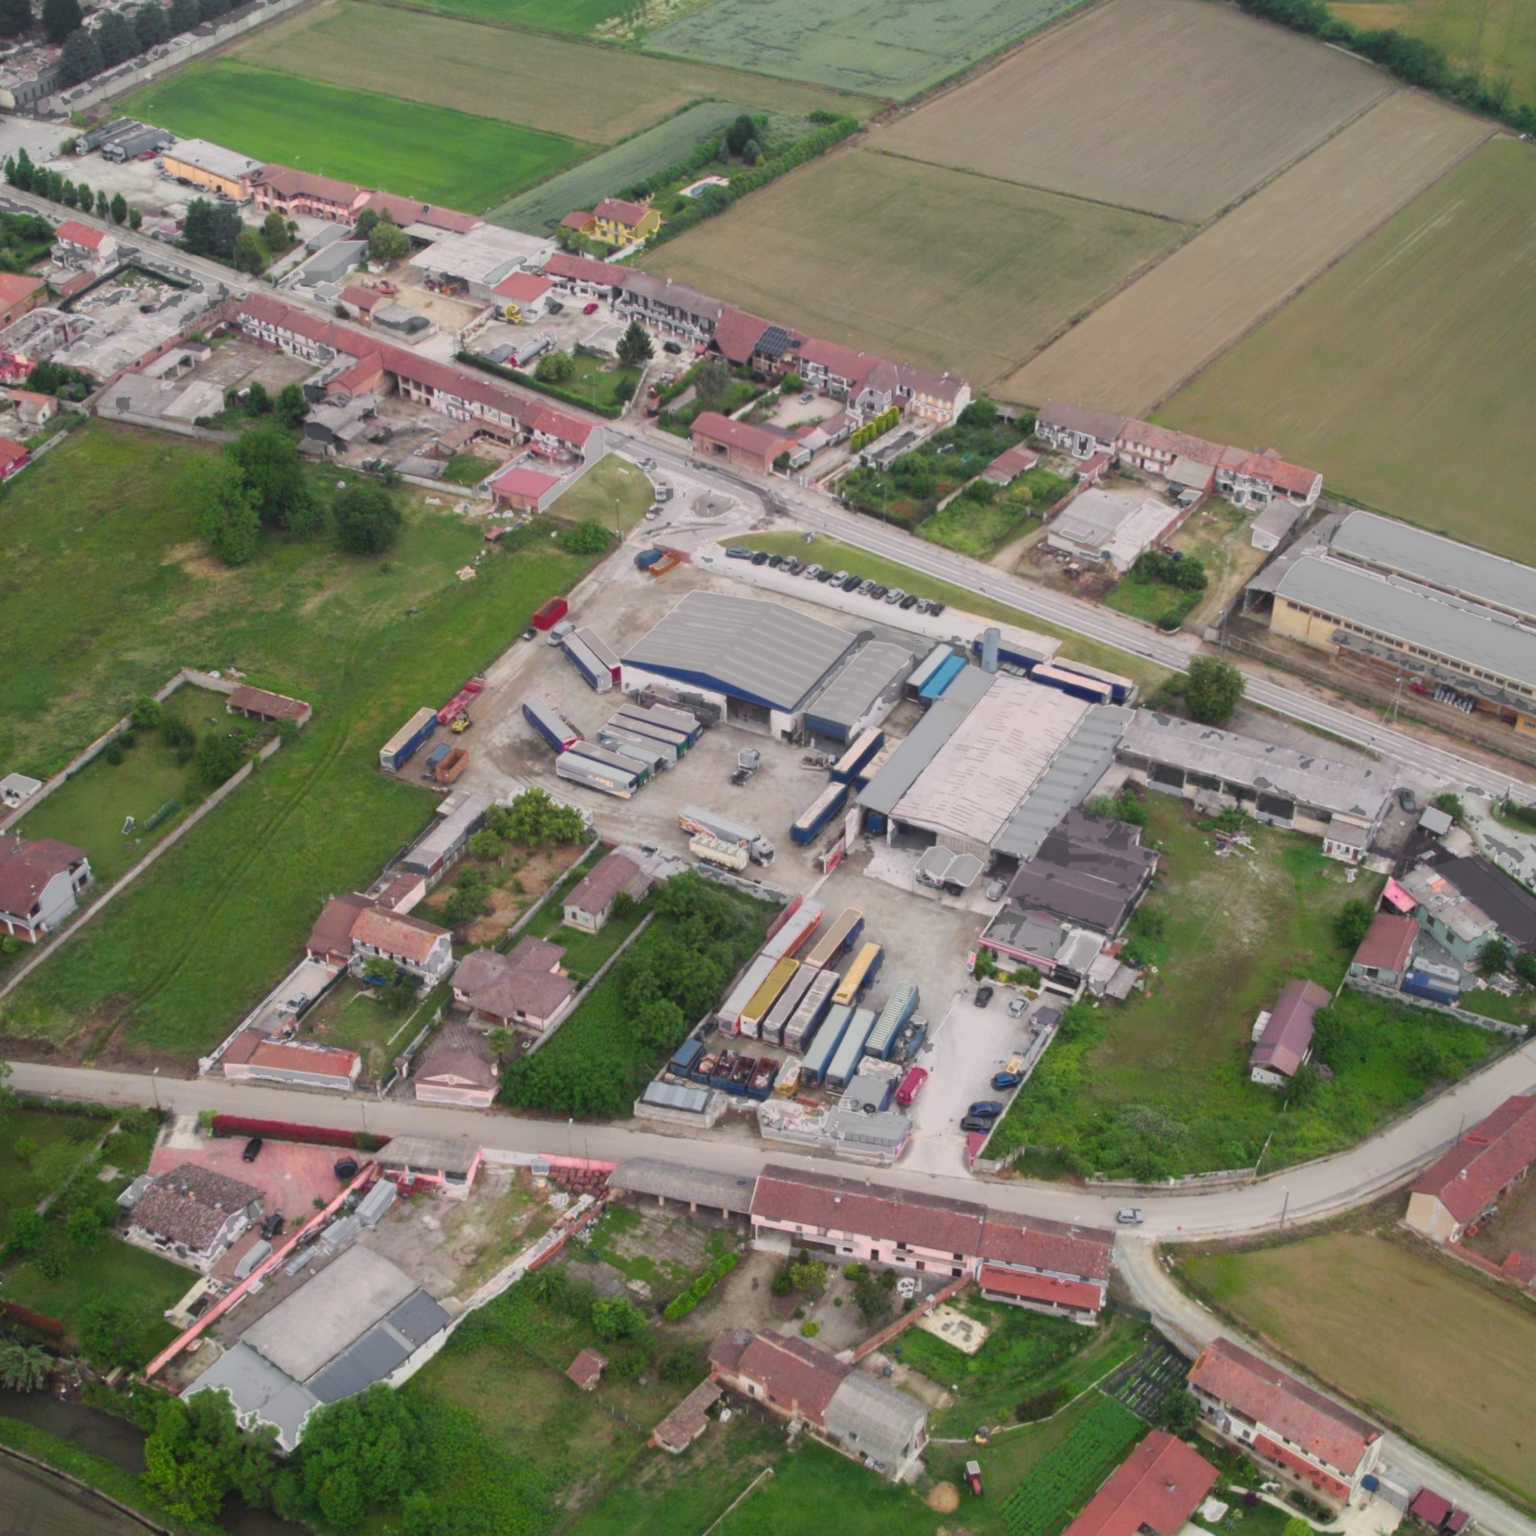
[662,340,683,354]
[869,585,888,600]
[960,1115,995,1134]
[751,551,770,566]
[767,553,784,568]
[242,1136,263,1162]
[974,984,994,1008]
[899,593,919,610]
[928,601,946,617]
[816,568,835,582]
[260,1212,285,1240]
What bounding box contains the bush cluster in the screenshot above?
[662,1251,739,1319]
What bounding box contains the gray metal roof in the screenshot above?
[623,592,857,712]
[858,666,994,816]
[824,1370,926,1465]
[608,1156,756,1212]
[1331,510,1536,623]
[1275,556,1536,695]
[994,705,1130,861]
[378,1135,480,1174]
[804,641,915,736]
[639,1079,712,1114]
[184,1343,320,1451]
[306,1321,411,1404]
[1120,709,1390,820]
[386,1288,453,1347]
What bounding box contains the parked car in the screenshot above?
[974,984,994,1007]
[767,553,783,567]
[991,1072,1023,1090]
[1007,996,1029,1018]
[800,392,813,404]
[895,1066,928,1106]
[884,587,905,604]
[914,598,931,614]
[260,1212,285,1240]
[782,557,801,574]
[803,563,822,579]
[583,301,599,314]
[968,1100,1004,1118]
[985,878,1006,901]
[242,1137,263,1162]
[929,601,946,616]
[816,568,835,582]
[831,570,849,585]
[899,593,919,610]
[1398,787,1418,812]
[645,505,660,519]
[725,546,752,559]
[662,340,683,354]
[1116,1207,1145,1225]
[521,627,537,642]
[751,551,769,566]
[960,1115,995,1133]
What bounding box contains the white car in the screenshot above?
[1116,1207,1144,1225]
[1007,996,1028,1018]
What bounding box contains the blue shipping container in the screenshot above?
[831,728,885,784]
[919,653,967,701]
[669,1038,703,1076]
[380,708,437,770]
[1402,971,1459,1004]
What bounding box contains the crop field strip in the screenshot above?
[1164,137,1536,563]
[877,0,1391,223]
[124,61,590,212]
[233,0,878,147]
[646,146,1183,387]
[377,0,626,33]
[998,90,1490,415]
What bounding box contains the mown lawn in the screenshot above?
[123,61,592,211]
[549,450,654,536]
[985,795,1498,1177]
[0,423,596,1064]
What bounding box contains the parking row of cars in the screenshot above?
[724,547,948,615]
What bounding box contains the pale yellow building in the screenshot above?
[160,139,263,201]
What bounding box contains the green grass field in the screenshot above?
[1163,138,1536,561]
[491,100,746,233]
[123,61,590,211]
[1330,0,1536,107]
[985,795,1497,1177]
[647,147,1182,387]
[387,0,624,32]
[644,0,1085,98]
[0,424,595,1065]
[0,1106,104,1225]
[1182,1231,1536,1504]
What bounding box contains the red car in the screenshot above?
[895,1066,928,1107]
[583,301,600,315]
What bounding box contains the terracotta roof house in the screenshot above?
[559,209,596,235]
[0,271,45,330]
[493,271,553,310]
[712,307,773,367]
[339,285,384,318]
[0,836,91,943]
[306,893,374,966]
[221,1035,361,1092]
[690,411,788,474]
[1062,1431,1218,1536]
[1406,1094,1536,1243]
[451,937,577,1034]
[1036,400,1126,459]
[974,1210,1115,1321]
[226,685,312,729]
[53,219,116,266]
[1348,911,1417,986]
[0,436,29,479]
[709,1328,928,1479]
[1407,1489,1470,1535]
[412,1022,498,1108]
[1250,978,1330,1085]
[128,1163,264,1270]
[488,461,564,514]
[540,251,628,293]
[651,1379,721,1453]
[349,906,455,986]
[562,848,649,933]
[566,1348,607,1390]
[251,166,365,222]
[1188,1338,1382,1507]
[7,387,58,429]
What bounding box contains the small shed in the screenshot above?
[566,1348,608,1391]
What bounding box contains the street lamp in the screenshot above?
[151,1068,160,1112]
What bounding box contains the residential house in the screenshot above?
[566,1348,607,1390]
[711,307,773,368]
[1035,400,1125,459]
[1405,1094,1536,1243]
[898,366,970,424]
[127,1163,264,1270]
[0,436,27,479]
[6,387,57,429]
[974,1210,1114,1322]
[251,166,366,223]
[488,461,564,513]
[575,198,661,246]
[793,337,883,401]
[1250,978,1330,1086]
[0,836,91,943]
[1188,1337,1382,1508]
[226,685,312,730]
[1348,911,1417,986]
[306,892,375,966]
[1397,854,1536,965]
[1114,419,1224,482]
[0,273,46,331]
[52,219,117,270]
[709,1328,928,1480]
[540,251,627,299]
[221,1034,361,1092]
[412,1022,498,1108]
[562,848,649,933]
[1046,487,1184,574]
[1216,447,1322,510]
[1005,809,1158,935]
[349,906,455,987]
[1406,1489,1470,1536]
[338,285,385,322]
[690,410,788,473]
[559,209,597,238]
[376,1135,482,1197]
[1061,1432,1217,1536]
[614,271,726,347]
[451,935,577,1033]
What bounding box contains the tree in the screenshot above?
[291,1385,427,1527]
[97,8,141,66]
[1161,1387,1201,1436]
[182,198,241,262]
[5,149,33,191]
[227,427,316,534]
[57,25,102,83]
[261,210,290,251]
[129,206,142,231]
[2,1207,43,1257]
[333,481,403,555]
[692,357,729,407]
[0,1341,49,1392]
[558,519,609,555]
[131,695,163,729]
[590,1296,648,1342]
[367,219,409,263]
[616,317,653,368]
[197,0,230,19]
[534,349,574,383]
[93,189,107,218]
[486,1027,514,1061]
[195,730,245,787]
[274,381,308,430]
[1281,1520,1313,1536]
[0,0,32,38]
[186,457,260,566]
[232,228,267,275]
[144,1391,276,1525]
[78,1295,143,1368]
[724,112,756,156]
[1479,936,1512,976]
[352,207,379,239]
[41,0,79,42]
[467,830,505,861]
[162,715,197,762]
[134,0,169,48]
[1514,952,1536,988]
[109,190,127,225]
[169,0,197,32]
[1334,898,1375,951]
[1182,654,1243,724]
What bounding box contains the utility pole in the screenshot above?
[1279,1186,1290,1226]
[151,1067,160,1112]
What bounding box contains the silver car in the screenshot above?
[1116,1207,1144,1225]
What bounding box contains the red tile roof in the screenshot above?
[713,306,773,365]
[489,463,560,500]
[0,437,27,470]
[351,905,449,965]
[976,1213,1114,1281]
[1063,1431,1218,1536]
[227,684,309,721]
[340,285,384,312]
[1352,911,1417,973]
[306,893,373,959]
[977,1265,1105,1312]
[542,251,627,286]
[1118,418,1226,465]
[985,444,1040,481]
[730,1331,847,1422]
[1502,1248,1536,1287]
[795,335,886,388]
[594,197,651,227]
[1227,448,1320,497]
[690,411,786,461]
[494,272,553,302]
[54,219,107,250]
[1252,1433,1352,1501]
[559,209,595,231]
[255,165,363,208]
[0,837,87,918]
[246,1038,360,1078]
[1251,978,1330,1079]
[566,1347,607,1388]
[0,272,44,306]
[752,1166,986,1257]
[1410,1095,1536,1226]
[1189,1338,1380,1475]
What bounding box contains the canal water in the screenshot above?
[0,1391,306,1536]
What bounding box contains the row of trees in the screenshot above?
[4,149,140,228]
[22,0,253,89]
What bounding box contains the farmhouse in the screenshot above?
[709,1328,928,1480]
[0,273,45,330]
[226,685,312,729]
[0,836,91,942]
[51,219,116,270]
[451,936,577,1033]
[0,436,27,479]
[412,1022,498,1108]
[689,410,789,473]
[1036,400,1124,459]
[975,1208,1114,1322]
[541,251,629,298]
[1348,911,1417,985]
[127,1163,263,1270]
[1062,1431,1218,1536]
[1188,1337,1382,1508]
[567,198,661,246]
[1115,420,1224,482]
[349,906,455,986]
[161,139,263,200]
[1046,486,1185,573]
[1250,978,1329,1086]
[251,167,364,223]
[306,892,375,966]
[1217,447,1322,509]
[5,386,56,429]
[562,848,649,932]
[1405,1095,1536,1243]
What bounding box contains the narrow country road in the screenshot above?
[1116,1241,1536,1536]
